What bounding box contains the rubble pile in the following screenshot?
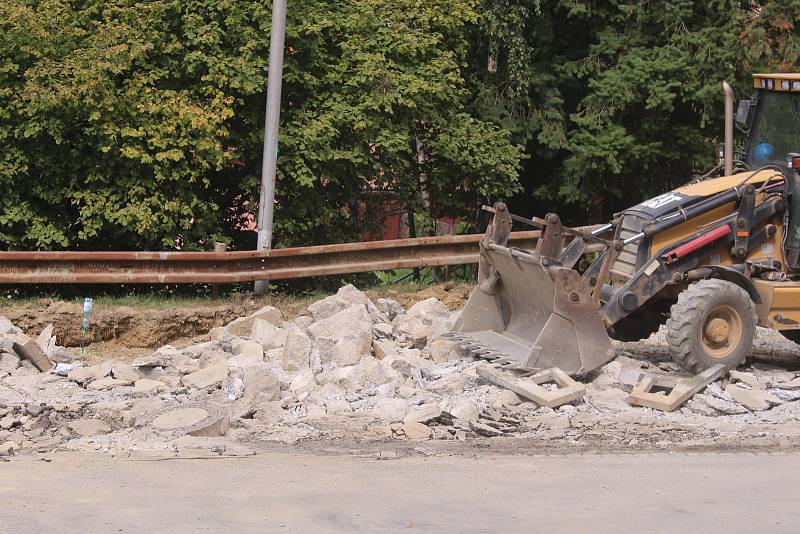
[3,285,800,457]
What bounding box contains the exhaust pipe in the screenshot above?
[723,81,734,175]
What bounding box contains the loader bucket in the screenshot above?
[446,243,615,377]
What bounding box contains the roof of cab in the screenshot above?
[753,73,800,91]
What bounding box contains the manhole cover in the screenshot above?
[149,402,229,437]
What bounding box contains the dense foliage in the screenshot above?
[0,0,797,250]
[469,0,800,223]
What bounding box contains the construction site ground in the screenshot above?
[5,451,799,533]
[3,282,800,531]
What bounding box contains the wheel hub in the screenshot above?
[701,304,743,359]
[705,318,730,344]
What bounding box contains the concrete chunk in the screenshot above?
[12,340,52,372]
[227,352,265,368]
[67,366,102,384]
[729,370,765,389]
[373,339,399,360]
[376,298,404,320]
[35,324,55,354]
[0,441,20,455]
[132,379,168,395]
[689,393,749,415]
[441,398,479,422]
[150,403,229,437]
[226,306,283,337]
[426,339,459,363]
[725,384,782,411]
[407,298,449,319]
[478,365,586,408]
[182,362,228,389]
[371,397,410,423]
[308,285,369,322]
[230,339,264,360]
[0,316,21,335]
[372,323,394,340]
[470,421,504,437]
[251,319,287,350]
[630,364,727,412]
[402,421,432,440]
[87,377,131,391]
[241,367,280,403]
[403,403,442,424]
[308,306,373,367]
[0,352,20,373]
[69,418,111,436]
[774,377,800,391]
[110,362,140,383]
[281,327,312,371]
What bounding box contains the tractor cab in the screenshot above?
[738,74,800,269]
[739,73,800,169]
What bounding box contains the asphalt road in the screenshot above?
[2,451,798,533]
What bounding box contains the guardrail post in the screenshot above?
[212,242,227,299]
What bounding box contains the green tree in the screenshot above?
[0,0,524,251]
[468,0,800,224]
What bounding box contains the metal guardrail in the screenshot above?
[0,231,553,284]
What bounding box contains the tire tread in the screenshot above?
[666,279,755,373]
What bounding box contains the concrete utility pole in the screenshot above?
[254,0,288,294]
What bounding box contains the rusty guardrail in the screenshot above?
[0,231,550,284]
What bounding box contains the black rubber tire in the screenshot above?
[666,279,756,373]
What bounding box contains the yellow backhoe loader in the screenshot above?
[447,73,800,377]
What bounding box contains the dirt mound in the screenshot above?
[2,299,267,351]
[0,284,473,357]
[365,283,471,312]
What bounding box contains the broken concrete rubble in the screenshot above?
[375,298,404,320]
[477,366,586,408]
[250,319,287,350]
[403,403,442,424]
[182,361,228,389]
[441,397,479,422]
[0,440,20,455]
[69,418,111,437]
[132,379,167,396]
[4,288,800,457]
[281,326,312,371]
[725,383,782,411]
[0,353,20,374]
[687,393,749,416]
[371,397,410,423]
[87,377,131,391]
[109,361,140,383]
[225,306,282,337]
[308,305,373,367]
[13,340,53,372]
[402,421,432,440]
[0,316,20,335]
[150,403,230,437]
[629,364,728,412]
[426,339,460,364]
[307,284,367,321]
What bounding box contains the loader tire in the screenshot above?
[666,279,756,374]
